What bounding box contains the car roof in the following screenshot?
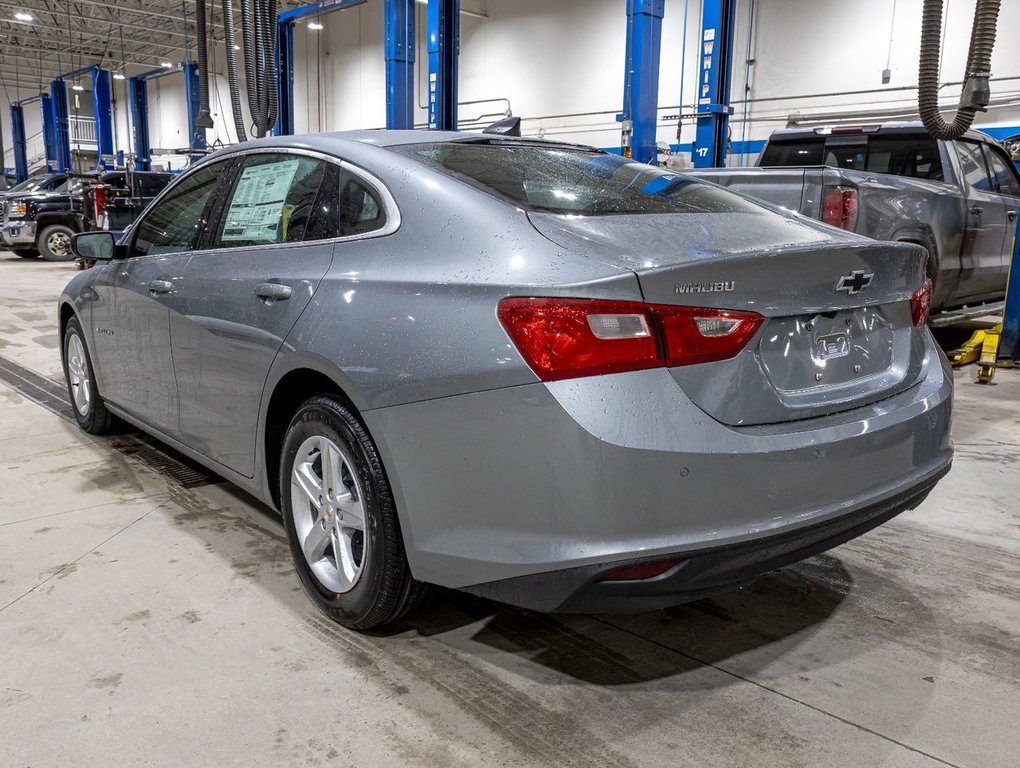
[767,121,995,143]
[198,129,599,166]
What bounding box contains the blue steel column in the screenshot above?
[275,20,295,135]
[427,0,459,130]
[184,62,208,160]
[385,0,415,130]
[40,95,57,171]
[129,77,151,171]
[692,0,736,167]
[50,80,72,172]
[91,67,115,169]
[9,105,27,183]
[998,207,1020,363]
[619,0,665,163]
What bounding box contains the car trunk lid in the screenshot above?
[528,210,929,426]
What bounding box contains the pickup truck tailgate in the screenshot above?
[689,167,833,219]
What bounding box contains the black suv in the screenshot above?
[1,171,172,260]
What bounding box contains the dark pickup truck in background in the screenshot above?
[688,123,1020,321]
[1,170,171,260]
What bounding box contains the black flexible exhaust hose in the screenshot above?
[195,0,215,129]
[240,0,278,136]
[222,0,248,141]
[918,0,1000,140]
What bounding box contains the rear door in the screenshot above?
[982,143,1020,269]
[170,151,340,477]
[955,140,1010,300]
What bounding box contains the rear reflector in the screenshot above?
[911,277,933,326]
[498,297,763,381]
[821,185,859,231]
[596,558,681,582]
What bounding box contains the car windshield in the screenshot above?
[9,176,55,194]
[397,141,764,215]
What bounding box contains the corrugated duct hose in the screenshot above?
[918,0,1001,140]
[241,0,279,137]
[222,0,248,141]
[195,0,215,129]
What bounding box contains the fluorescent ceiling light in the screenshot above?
[71,84,84,91]
[161,61,172,67]
[113,72,126,80]
[307,21,324,30]
[14,12,32,21]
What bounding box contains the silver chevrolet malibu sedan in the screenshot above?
[60,131,953,629]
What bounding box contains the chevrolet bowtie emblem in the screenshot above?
[835,270,874,295]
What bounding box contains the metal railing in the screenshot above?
[69,116,96,145]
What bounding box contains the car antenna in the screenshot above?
[483,116,522,137]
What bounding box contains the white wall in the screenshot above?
[288,0,1020,166]
[4,0,1019,172]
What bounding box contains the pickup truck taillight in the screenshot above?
[821,186,858,231]
[911,278,933,326]
[497,297,763,381]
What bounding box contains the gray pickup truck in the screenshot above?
[688,122,1020,319]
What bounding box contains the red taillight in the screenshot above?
[656,306,764,367]
[497,297,763,382]
[821,185,859,231]
[910,277,933,326]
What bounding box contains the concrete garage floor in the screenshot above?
[0,253,1017,768]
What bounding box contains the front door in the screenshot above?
[170,152,340,477]
[88,161,228,433]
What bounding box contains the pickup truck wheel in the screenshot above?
[13,249,38,259]
[39,224,75,261]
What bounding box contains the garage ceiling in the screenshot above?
[0,0,304,93]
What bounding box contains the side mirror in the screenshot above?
[71,231,116,261]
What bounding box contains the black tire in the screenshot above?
[280,395,427,630]
[13,249,38,259]
[62,317,115,435]
[38,224,76,261]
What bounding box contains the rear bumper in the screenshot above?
[461,464,948,612]
[1,220,36,247]
[365,339,953,601]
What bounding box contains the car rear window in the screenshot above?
[397,141,763,215]
[761,133,944,181]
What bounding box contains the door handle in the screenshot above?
[969,204,983,217]
[1008,209,1017,222]
[147,279,173,295]
[254,282,293,302]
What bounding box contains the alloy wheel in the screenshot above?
[65,333,91,416]
[290,435,368,593]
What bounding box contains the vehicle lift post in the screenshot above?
[47,66,115,171]
[427,0,460,130]
[618,0,665,163]
[274,0,370,137]
[692,0,736,168]
[127,63,207,171]
[385,0,416,130]
[8,102,28,183]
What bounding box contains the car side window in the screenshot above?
[340,174,385,236]
[958,141,994,192]
[214,153,328,248]
[983,146,1020,198]
[131,163,223,258]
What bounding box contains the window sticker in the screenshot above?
[221,158,301,242]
